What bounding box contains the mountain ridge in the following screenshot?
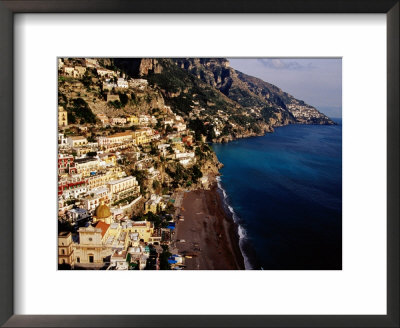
[107,58,335,142]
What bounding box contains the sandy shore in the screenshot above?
[174,184,245,270]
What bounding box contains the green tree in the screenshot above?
[87,151,97,157]
[159,245,172,270]
[119,93,129,106]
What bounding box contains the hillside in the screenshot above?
[173,58,334,125]
[112,58,334,142]
[59,58,334,143]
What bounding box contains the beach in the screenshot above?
[174,184,245,270]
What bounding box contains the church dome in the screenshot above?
[95,202,111,219]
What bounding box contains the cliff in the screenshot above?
[102,58,334,143]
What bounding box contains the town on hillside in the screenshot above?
[57,58,220,270]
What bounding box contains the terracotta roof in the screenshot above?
[95,221,110,237]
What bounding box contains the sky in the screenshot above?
[228,58,342,118]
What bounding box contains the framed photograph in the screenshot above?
[1,1,398,327]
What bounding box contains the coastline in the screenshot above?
[211,121,342,270]
[174,182,245,270]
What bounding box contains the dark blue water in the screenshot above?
[212,119,342,270]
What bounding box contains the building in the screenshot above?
[86,170,119,190]
[158,144,170,157]
[129,79,148,89]
[58,106,68,127]
[98,153,117,167]
[96,68,116,78]
[85,58,98,68]
[163,119,174,127]
[128,221,155,243]
[131,129,152,145]
[102,80,117,90]
[58,232,74,266]
[93,201,113,224]
[110,117,127,125]
[139,115,150,125]
[58,174,87,197]
[58,154,76,175]
[126,115,139,125]
[182,135,193,146]
[73,223,112,267]
[108,176,140,200]
[110,250,128,269]
[58,58,64,69]
[58,133,68,148]
[117,78,128,88]
[98,132,133,146]
[67,208,91,223]
[144,194,166,214]
[63,66,75,76]
[74,157,99,177]
[173,122,186,132]
[175,151,195,160]
[83,187,111,211]
[66,136,88,148]
[97,113,109,125]
[74,66,86,77]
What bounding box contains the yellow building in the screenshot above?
[74,65,86,77]
[144,194,165,214]
[58,106,68,128]
[58,232,74,266]
[74,157,99,177]
[126,115,139,125]
[128,221,154,243]
[134,132,151,145]
[73,222,112,267]
[172,142,185,152]
[86,170,116,190]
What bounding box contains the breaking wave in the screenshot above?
[216,176,253,269]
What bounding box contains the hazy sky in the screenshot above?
[228,58,342,118]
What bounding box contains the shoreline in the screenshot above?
[215,177,261,270]
[174,183,245,270]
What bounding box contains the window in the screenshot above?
[89,255,94,263]
[61,249,65,255]
[77,257,80,263]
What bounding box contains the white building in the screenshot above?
[129,79,148,90]
[58,133,68,148]
[83,187,112,211]
[67,136,88,148]
[175,151,195,159]
[96,68,116,78]
[117,78,129,88]
[158,143,170,157]
[139,115,150,125]
[68,208,91,222]
[98,132,132,146]
[74,157,100,176]
[110,117,127,125]
[173,123,187,132]
[108,176,140,200]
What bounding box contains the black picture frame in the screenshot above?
[0,1,398,327]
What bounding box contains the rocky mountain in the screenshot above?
[172,58,334,125]
[112,58,334,142]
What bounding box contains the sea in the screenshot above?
[212,118,342,270]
